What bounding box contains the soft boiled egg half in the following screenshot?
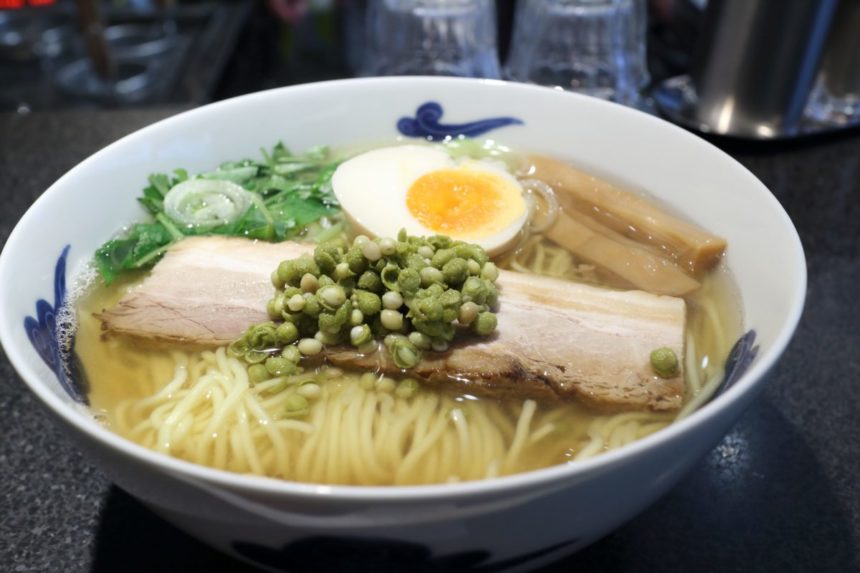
[331,145,528,256]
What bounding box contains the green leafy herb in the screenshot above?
[95,143,341,284]
[94,223,174,284]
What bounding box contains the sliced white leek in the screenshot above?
[163,179,254,230]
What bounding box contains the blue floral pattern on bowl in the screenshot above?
[23,245,87,404]
[397,102,523,141]
[714,330,759,400]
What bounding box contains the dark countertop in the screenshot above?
[0,108,858,573]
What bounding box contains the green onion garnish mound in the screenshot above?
[229,231,501,376]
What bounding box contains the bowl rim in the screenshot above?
[0,76,807,502]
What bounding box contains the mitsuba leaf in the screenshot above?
[93,142,343,283]
[148,173,171,196]
[94,223,173,284]
[269,196,333,237]
[200,165,259,184]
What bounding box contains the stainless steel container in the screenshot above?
[691,0,838,137]
[806,0,860,124]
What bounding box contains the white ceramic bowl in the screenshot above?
[0,78,805,572]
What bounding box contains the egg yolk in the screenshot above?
[406,169,507,234]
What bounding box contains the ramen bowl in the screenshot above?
[0,78,805,572]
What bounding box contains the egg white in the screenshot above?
[332,144,528,255]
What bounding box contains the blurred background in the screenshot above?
[3,3,860,572]
[1,0,857,139]
[0,0,699,109]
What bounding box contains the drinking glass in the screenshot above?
[505,0,649,105]
[362,0,501,78]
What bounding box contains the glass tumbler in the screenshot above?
[505,0,649,105]
[362,0,501,78]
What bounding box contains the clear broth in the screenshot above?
[76,251,740,486]
[74,148,743,485]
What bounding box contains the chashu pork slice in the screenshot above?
[98,237,310,345]
[98,236,687,412]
